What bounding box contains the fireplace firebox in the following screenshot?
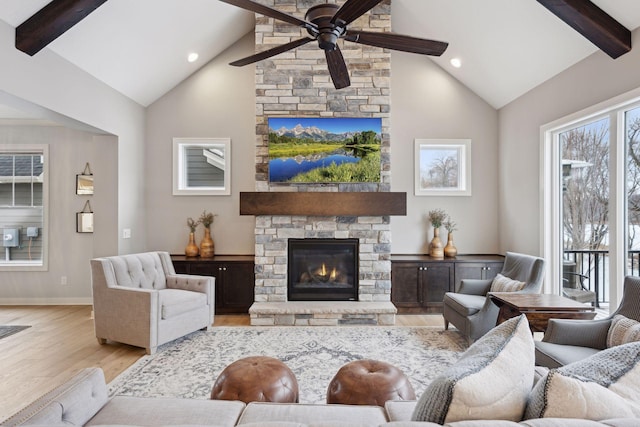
[288,238,358,301]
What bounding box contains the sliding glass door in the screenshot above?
[543,95,640,311]
[559,118,609,307]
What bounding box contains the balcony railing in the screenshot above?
[563,249,640,307]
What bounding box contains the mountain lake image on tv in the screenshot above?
[268,117,382,183]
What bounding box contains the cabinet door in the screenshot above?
[454,263,486,292]
[172,260,190,275]
[482,262,504,281]
[421,263,453,311]
[219,262,255,313]
[391,262,421,309]
[188,262,220,280]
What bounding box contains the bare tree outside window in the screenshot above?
[561,119,609,251]
[626,109,640,251]
[422,152,459,189]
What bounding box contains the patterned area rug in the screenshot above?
[109,326,467,403]
[0,325,30,340]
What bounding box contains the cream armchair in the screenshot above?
[91,251,214,354]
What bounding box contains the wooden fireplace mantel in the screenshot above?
[239,192,407,216]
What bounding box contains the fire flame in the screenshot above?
[320,263,338,281]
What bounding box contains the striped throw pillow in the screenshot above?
[607,315,640,348]
[490,273,526,292]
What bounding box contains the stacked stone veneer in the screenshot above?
[251,0,393,325]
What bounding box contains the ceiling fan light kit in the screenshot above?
[219,0,448,90]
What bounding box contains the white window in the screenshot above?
[542,89,640,310]
[172,138,231,196]
[0,144,48,269]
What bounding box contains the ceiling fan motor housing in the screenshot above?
[305,4,345,51]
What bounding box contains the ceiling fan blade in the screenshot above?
[345,30,448,56]
[230,37,315,66]
[325,46,351,90]
[331,0,385,26]
[219,0,315,30]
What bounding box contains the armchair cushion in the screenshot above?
[412,315,534,424]
[489,274,525,292]
[443,293,485,317]
[160,289,208,320]
[525,341,640,420]
[535,341,600,369]
[608,315,640,348]
[542,318,612,349]
[108,252,168,290]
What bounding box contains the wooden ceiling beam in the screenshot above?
[537,0,631,59]
[16,0,108,56]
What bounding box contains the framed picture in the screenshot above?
[267,117,382,183]
[414,139,471,196]
[76,174,94,195]
[76,212,93,233]
[173,138,231,196]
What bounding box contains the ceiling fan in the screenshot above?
[219,0,449,89]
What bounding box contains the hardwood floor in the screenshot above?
[0,305,444,420]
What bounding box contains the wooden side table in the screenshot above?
[489,293,596,333]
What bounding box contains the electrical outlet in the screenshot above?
[61,276,68,285]
[122,229,132,239]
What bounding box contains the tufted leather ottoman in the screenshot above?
[211,356,299,404]
[326,359,415,406]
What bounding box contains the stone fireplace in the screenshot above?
[248,0,396,326]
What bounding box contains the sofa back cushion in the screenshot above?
[3,368,108,426]
[107,252,167,290]
[411,315,534,424]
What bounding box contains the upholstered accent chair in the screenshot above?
[91,251,215,354]
[536,275,640,368]
[443,252,545,344]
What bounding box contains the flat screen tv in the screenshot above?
[268,117,382,183]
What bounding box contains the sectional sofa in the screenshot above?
[1,366,635,426]
[5,313,640,426]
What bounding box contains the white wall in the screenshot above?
[0,19,145,303]
[0,126,118,303]
[390,51,500,254]
[145,35,500,256]
[498,29,640,256]
[145,33,256,254]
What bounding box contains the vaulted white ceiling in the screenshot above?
[2,0,640,110]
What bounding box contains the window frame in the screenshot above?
[172,137,231,196]
[541,87,640,309]
[0,144,48,271]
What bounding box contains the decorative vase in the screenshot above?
[185,232,199,257]
[429,227,444,258]
[200,228,215,258]
[444,232,458,258]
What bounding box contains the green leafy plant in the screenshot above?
[428,209,447,228]
[199,210,216,228]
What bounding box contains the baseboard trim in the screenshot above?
[0,298,93,305]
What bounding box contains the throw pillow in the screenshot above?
[490,273,526,292]
[411,315,534,424]
[607,314,640,348]
[525,341,640,420]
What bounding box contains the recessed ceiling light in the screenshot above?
[187,53,199,63]
[450,58,462,68]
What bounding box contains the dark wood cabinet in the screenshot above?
[453,261,503,292]
[391,255,503,313]
[171,255,255,314]
[391,259,453,313]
